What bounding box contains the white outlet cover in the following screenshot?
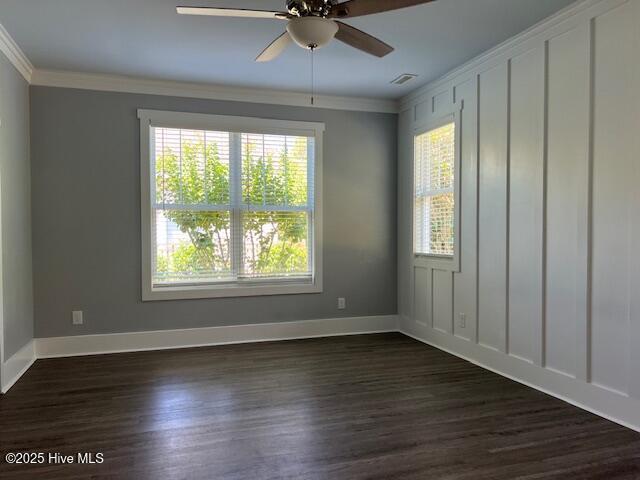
[72,310,83,325]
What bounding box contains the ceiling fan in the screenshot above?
[177,0,437,62]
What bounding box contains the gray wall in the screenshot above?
[30,86,397,337]
[0,54,33,360]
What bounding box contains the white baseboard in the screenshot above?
[36,315,399,359]
[1,340,36,393]
[1,315,397,393]
[399,316,640,433]
[9,313,639,435]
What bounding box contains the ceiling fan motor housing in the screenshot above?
[286,16,339,49]
[286,0,333,17]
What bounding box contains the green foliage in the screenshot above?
[155,132,309,280]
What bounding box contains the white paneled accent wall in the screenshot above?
[398,0,640,430]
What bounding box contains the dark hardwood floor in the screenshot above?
[1,333,639,479]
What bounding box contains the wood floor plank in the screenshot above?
[1,333,639,479]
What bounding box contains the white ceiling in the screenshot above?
[0,0,576,99]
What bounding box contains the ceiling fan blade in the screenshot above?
[335,21,394,57]
[256,32,293,62]
[330,0,436,18]
[176,7,289,19]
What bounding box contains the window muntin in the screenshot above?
[414,122,455,256]
[150,124,316,290]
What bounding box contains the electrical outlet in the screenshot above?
[337,297,346,310]
[72,310,84,325]
[458,313,466,329]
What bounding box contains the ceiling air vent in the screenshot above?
[390,73,418,85]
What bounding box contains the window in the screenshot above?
[139,110,323,300]
[414,121,456,257]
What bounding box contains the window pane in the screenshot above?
[154,210,232,284]
[154,128,230,206]
[428,124,455,191]
[414,122,455,256]
[428,193,454,255]
[149,120,315,290]
[241,211,310,278]
[241,134,309,207]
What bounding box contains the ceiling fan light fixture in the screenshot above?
[286,17,339,49]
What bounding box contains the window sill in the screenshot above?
[414,253,460,272]
[142,281,323,301]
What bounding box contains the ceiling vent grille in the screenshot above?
[390,73,418,85]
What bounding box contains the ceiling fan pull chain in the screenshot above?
[310,45,315,106]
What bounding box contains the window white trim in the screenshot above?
[412,109,462,272]
[138,109,324,301]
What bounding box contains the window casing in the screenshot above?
[413,112,460,271]
[139,110,324,301]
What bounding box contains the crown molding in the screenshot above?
[400,0,613,111]
[31,69,399,114]
[0,18,397,114]
[0,22,33,82]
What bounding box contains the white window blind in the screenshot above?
[151,126,315,288]
[414,122,455,256]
